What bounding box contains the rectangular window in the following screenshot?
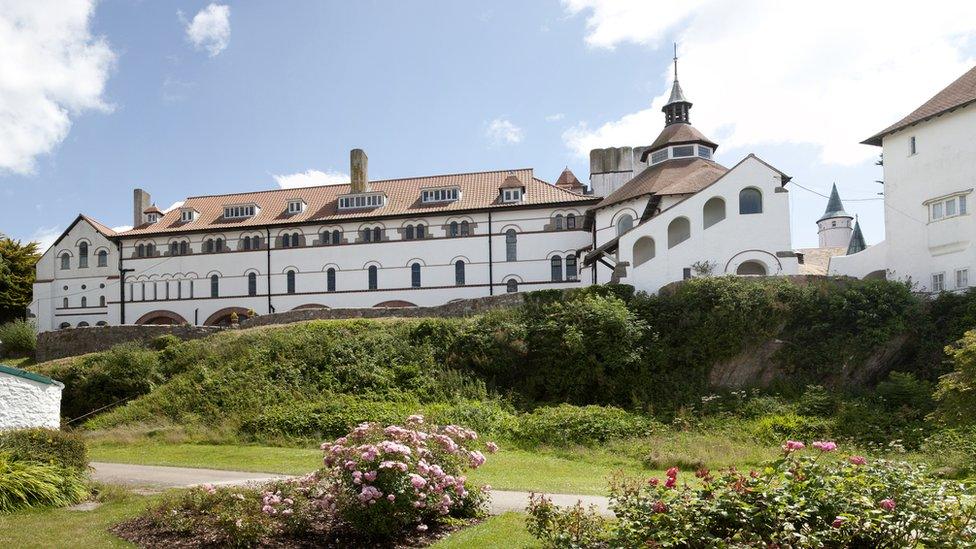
[287,200,304,214]
[932,272,945,292]
[932,202,944,220]
[502,189,522,203]
[910,136,917,155]
[672,145,695,157]
[421,187,459,203]
[650,149,668,164]
[960,195,967,215]
[181,210,194,222]
[224,205,256,218]
[929,194,971,222]
[957,269,969,289]
[947,199,957,217]
[697,146,712,159]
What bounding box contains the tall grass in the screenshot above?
[0,455,88,512]
[0,319,36,358]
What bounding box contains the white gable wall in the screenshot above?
[0,373,62,430]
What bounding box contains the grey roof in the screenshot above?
[818,183,851,222]
[847,219,866,255]
[666,80,689,105]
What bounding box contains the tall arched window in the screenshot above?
[215,238,224,252]
[204,239,214,253]
[286,270,296,294]
[411,263,421,288]
[248,272,257,296]
[179,241,189,255]
[210,274,219,298]
[566,255,577,281]
[460,221,469,237]
[147,243,155,256]
[243,236,252,250]
[81,296,87,307]
[633,237,656,266]
[100,295,106,307]
[331,230,341,245]
[554,214,564,230]
[616,214,634,236]
[455,260,465,286]
[368,265,378,290]
[292,232,301,247]
[281,234,291,248]
[506,279,518,293]
[59,322,71,330]
[78,242,89,268]
[703,197,726,229]
[668,217,691,248]
[77,322,89,328]
[739,188,763,214]
[567,213,577,229]
[60,253,70,270]
[62,297,69,308]
[372,227,382,242]
[449,221,459,237]
[551,256,563,282]
[417,225,426,238]
[253,236,261,249]
[137,244,146,258]
[170,242,178,255]
[505,229,517,261]
[97,250,108,267]
[327,268,336,292]
[405,225,415,240]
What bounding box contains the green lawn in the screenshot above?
[90,441,653,495]
[0,497,148,548]
[433,513,541,548]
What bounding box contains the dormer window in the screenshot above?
[421,187,460,203]
[224,204,258,219]
[650,149,668,164]
[287,199,306,214]
[672,145,695,158]
[180,208,197,223]
[146,213,160,223]
[502,188,523,203]
[697,146,712,159]
[338,192,385,210]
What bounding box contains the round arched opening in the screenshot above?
[736,261,767,276]
[204,307,251,326]
[373,300,417,308]
[135,310,188,325]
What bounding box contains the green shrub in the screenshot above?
[0,454,88,512]
[750,412,834,444]
[934,329,976,426]
[0,428,88,471]
[0,319,36,357]
[516,404,658,446]
[796,385,837,417]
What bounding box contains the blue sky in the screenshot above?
[3,1,975,250]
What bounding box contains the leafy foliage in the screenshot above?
[0,236,39,324]
[0,319,36,357]
[934,329,976,426]
[0,428,88,471]
[0,454,88,512]
[515,404,660,446]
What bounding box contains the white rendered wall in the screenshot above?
[0,374,62,430]
[829,240,888,279]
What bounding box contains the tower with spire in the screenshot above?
[817,183,854,248]
[663,43,691,126]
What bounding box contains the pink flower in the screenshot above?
[486,442,499,454]
[409,474,427,490]
[652,500,667,514]
[282,508,293,516]
[664,476,676,489]
[365,471,377,482]
[832,516,845,528]
[468,450,487,468]
[782,440,805,453]
[848,455,867,465]
[812,441,837,452]
[387,494,396,502]
[648,478,660,487]
[879,498,896,511]
[406,414,425,425]
[416,523,428,532]
[666,467,679,479]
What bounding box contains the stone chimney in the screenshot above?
[350,149,369,193]
[133,188,151,226]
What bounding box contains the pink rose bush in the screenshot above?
[528,440,975,548]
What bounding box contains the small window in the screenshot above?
[368,265,378,290]
[405,225,415,240]
[960,195,968,215]
[450,221,459,237]
[253,236,262,249]
[566,255,577,281]
[244,236,252,250]
[204,239,214,253]
[672,145,695,157]
[650,149,668,164]
[416,225,426,239]
[59,322,71,330]
[248,272,257,296]
[956,269,969,289]
[99,296,106,307]
[224,204,256,218]
[411,263,421,288]
[60,253,70,270]
[372,227,382,242]
[932,272,945,292]
[331,231,342,245]
[554,214,564,230]
[146,213,159,223]
[502,188,522,203]
[292,233,301,247]
[210,275,219,298]
[947,199,957,217]
[567,214,576,230]
[287,200,304,214]
[81,296,87,308]
[137,244,146,258]
[506,279,518,293]
[281,234,291,248]
[739,188,763,214]
[215,238,225,252]
[455,260,465,286]
[932,202,944,220]
[181,209,195,222]
[327,268,336,292]
[550,256,563,282]
[78,242,89,268]
[179,241,189,255]
[361,229,371,242]
[459,221,469,237]
[170,242,179,255]
[737,261,767,276]
[633,237,656,266]
[62,297,68,308]
[97,250,108,267]
[616,214,633,237]
[505,229,517,262]
[667,217,691,248]
[703,197,726,229]
[910,136,917,155]
[286,270,296,294]
[147,243,155,256]
[698,146,712,159]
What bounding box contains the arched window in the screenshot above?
[372,227,382,242]
[736,261,767,276]
[417,225,426,238]
[668,217,691,248]
[59,322,71,330]
[411,263,421,288]
[60,253,70,270]
[455,260,465,286]
[567,213,577,229]
[62,297,69,308]
[703,197,726,229]
[286,270,296,294]
[97,250,108,267]
[739,188,763,214]
[248,272,257,296]
[147,243,155,256]
[179,241,189,255]
[210,274,219,298]
[554,214,564,230]
[281,234,291,248]
[99,296,106,307]
[405,225,415,240]
[505,229,517,261]
[216,238,224,252]
[96,321,108,327]
[633,237,656,266]
[361,229,371,242]
[78,242,88,268]
[331,231,341,245]
[566,255,578,281]
[506,279,518,293]
[327,268,336,292]
[170,242,179,255]
[81,296,87,308]
[551,256,563,282]
[292,233,301,247]
[368,265,378,290]
[204,239,214,253]
[449,221,459,237]
[243,236,252,250]
[253,236,262,249]
[77,322,89,328]
[460,221,469,237]
[616,214,634,236]
[137,244,146,258]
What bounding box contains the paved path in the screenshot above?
[91,462,612,516]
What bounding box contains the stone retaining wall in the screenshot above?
[36,325,224,362]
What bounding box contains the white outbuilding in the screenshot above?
[0,364,63,430]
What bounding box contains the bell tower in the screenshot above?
[662,44,692,126]
[817,183,854,248]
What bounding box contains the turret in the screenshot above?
[817,183,854,248]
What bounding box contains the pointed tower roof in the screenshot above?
[818,183,851,222]
[661,43,693,127]
[666,79,689,105]
[847,218,866,254]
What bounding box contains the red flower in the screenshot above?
[666,467,679,479]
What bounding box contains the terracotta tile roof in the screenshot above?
[555,168,586,192]
[594,157,728,210]
[144,205,164,215]
[79,215,118,237]
[863,64,976,146]
[644,123,718,157]
[121,168,597,236]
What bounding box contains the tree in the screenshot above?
[0,235,40,323]
[933,329,976,426]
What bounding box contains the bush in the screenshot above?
[934,329,976,426]
[0,319,36,357]
[0,428,88,471]
[527,443,976,547]
[750,412,834,444]
[0,454,88,512]
[516,404,658,446]
[796,384,837,417]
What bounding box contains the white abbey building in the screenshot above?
[830,65,975,292]
[30,60,802,332]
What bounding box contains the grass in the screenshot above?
[432,513,541,548]
[1,356,33,368]
[0,495,148,548]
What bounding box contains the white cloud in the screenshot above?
[545,113,565,122]
[29,225,62,252]
[0,0,115,175]
[274,169,349,189]
[562,1,976,165]
[111,224,133,233]
[183,3,231,57]
[485,118,524,145]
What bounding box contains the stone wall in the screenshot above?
[36,325,224,362]
[240,292,526,328]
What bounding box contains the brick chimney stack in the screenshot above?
[133,188,151,226]
[350,149,368,193]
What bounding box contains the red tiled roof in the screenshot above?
[121,168,597,236]
[144,205,163,214]
[863,64,976,146]
[79,215,118,237]
[594,157,728,210]
[555,168,586,192]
